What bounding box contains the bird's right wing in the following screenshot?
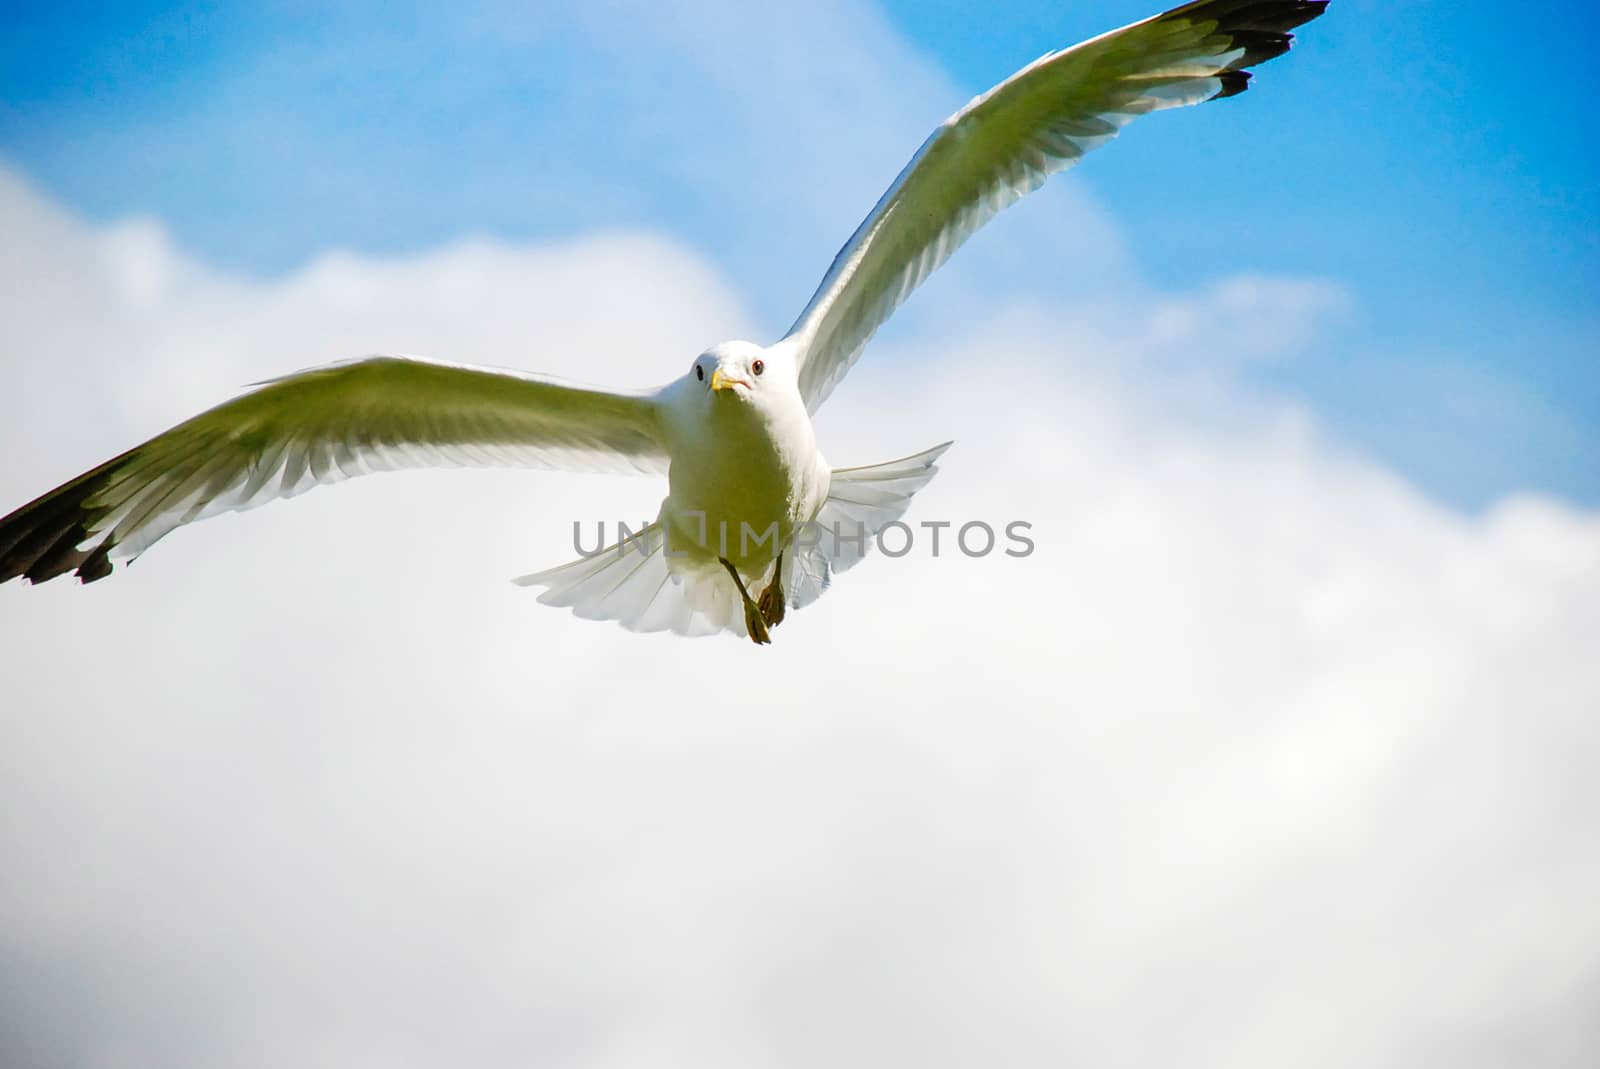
[0,355,667,584]
[784,0,1328,412]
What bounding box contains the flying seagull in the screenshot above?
[0,0,1328,644]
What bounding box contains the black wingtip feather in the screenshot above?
[0,464,122,586]
[1212,70,1253,99]
[1225,30,1295,70]
[77,545,115,583]
[1167,0,1329,100]
[1176,0,1329,34]
[26,521,107,583]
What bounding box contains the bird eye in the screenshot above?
[752,359,765,376]
[695,365,704,381]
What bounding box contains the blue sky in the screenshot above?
[1,0,1595,508]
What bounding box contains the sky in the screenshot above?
[2,0,1595,508]
[1,3,1598,1067]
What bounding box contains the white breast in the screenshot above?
[657,381,829,572]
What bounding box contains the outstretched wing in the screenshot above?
[784,0,1328,412]
[0,355,666,584]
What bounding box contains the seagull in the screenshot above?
[0,0,1327,643]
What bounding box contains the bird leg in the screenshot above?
[757,550,786,629]
[719,557,771,645]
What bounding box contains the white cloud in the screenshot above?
[1143,274,1351,362]
[1,161,1597,1069]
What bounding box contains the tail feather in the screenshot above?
[514,525,728,637]
[514,441,953,636]
[786,440,952,611]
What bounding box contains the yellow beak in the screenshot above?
[710,368,748,392]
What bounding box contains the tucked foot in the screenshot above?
[757,550,786,629]
[720,556,772,646]
[757,579,786,629]
[743,600,772,645]
[761,576,787,633]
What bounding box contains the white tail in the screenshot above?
[514,441,952,637]
[784,440,952,612]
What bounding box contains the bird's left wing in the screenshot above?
[784,0,1328,412]
[0,355,666,584]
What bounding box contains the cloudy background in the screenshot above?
[2,2,1597,1066]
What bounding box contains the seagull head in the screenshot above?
[691,340,777,402]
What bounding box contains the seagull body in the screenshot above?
[657,341,829,578]
[0,0,1328,642]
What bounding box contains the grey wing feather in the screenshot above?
[0,355,666,583]
[785,0,1328,412]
